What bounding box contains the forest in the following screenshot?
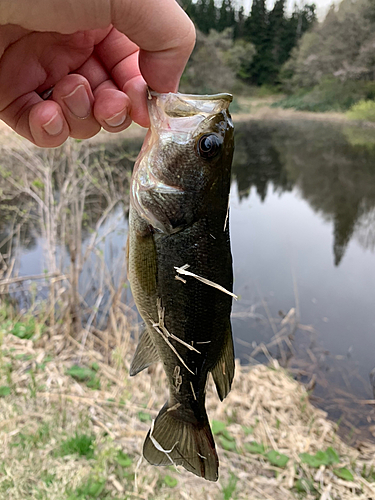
[180,0,316,88]
[180,0,375,115]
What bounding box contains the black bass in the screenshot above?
[128,91,235,481]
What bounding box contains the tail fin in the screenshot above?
[143,402,218,481]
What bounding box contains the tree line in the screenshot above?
[180,0,316,87]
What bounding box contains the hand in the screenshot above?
[0,0,195,147]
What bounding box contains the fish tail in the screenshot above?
[143,401,218,481]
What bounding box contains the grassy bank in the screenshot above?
[269,79,375,124]
[1,308,375,500]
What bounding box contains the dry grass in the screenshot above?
[1,323,375,500]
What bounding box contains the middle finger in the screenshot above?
[51,74,101,139]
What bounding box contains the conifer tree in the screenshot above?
[206,0,217,32]
[218,0,236,32]
[234,6,246,40]
[243,0,271,85]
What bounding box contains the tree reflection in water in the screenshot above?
[232,119,375,265]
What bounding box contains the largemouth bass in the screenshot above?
[127,91,235,481]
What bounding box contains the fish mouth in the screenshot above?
[148,90,232,103]
[147,90,233,123]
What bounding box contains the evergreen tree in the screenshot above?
[234,6,245,40]
[243,0,272,85]
[194,0,210,34]
[217,0,236,32]
[206,0,217,32]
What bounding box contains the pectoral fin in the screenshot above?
[211,325,235,401]
[130,328,160,376]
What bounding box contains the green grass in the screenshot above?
[222,473,238,500]
[57,433,96,459]
[67,478,107,500]
[66,365,101,390]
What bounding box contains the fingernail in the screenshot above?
[104,109,127,128]
[42,111,64,136]
[62,84,91,118]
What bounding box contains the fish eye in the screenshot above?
[197,134,222,159]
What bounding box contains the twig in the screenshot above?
[174,264,237,299]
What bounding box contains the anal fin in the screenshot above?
[130,328,159,376]
[211,325,235,401]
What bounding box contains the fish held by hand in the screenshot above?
[127,91,235,481]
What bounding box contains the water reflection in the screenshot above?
[232,121,293,201]
[233,120,375,266]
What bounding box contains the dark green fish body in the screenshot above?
[128,92,235,481]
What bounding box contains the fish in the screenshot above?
[127,90,235,481]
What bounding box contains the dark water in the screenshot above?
[3,119,375,443]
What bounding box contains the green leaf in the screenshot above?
[32,179,44,190]
[66,365,100,390]
[66,365,96,381]
[315,450,330,465]
[0,386,11,397]
[221,429,235,441]
[325,446,340,464]
[219,436,237,451]
[116,451,132,468]
[299,451,329,467]
[86,377,101,390]
[87,480,106,497]
[266,450,289,468]
[333,468,354,481]
[211,420,227,435]
[294,478,316,493]
[163,475,178,487]
[244,441,265,454]
[11,320,35,339]
[242,425,254,435]
[138,411,151,423]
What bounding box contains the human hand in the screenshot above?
[0,0,195,147]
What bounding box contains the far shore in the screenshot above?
[1,97,374,150]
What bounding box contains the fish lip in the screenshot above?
[146,89,233,130]
[148,89,233,103]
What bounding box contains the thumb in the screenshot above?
[111,0,196,92]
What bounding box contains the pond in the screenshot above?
[230,119,375,443]
[3,117,375,444]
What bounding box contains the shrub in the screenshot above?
[347,99,375,122]
[274,78,375,112]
